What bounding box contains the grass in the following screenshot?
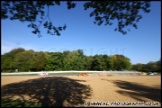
[1,98,41,107]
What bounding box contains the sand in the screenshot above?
[1,75,161,107]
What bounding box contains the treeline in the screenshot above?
[2,48,132,72]
[132,61,161,72]
[1,48,160,72]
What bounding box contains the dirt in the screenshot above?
[1,75,161,107]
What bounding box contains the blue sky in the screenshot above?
[1,1,161,64]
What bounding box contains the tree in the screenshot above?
[1,53,15,72]
[156,59,161,72]
[45,52,64,71]
[8,47,25,55]
[62,50,85,70]
[1,48,26,72]
[110,54,132,70]
[84,56,93,70]
[73,49,85,70]
[31,51,46,71]
[143,61,160,72]
[11,50,35,71]
[1,1,151,36]
[102,55,113,70]
[5,47,161,72]
[131,63,144,71]
[84,1,150,35]
[62,51,73,70]
[91,55,106,71]
[131,59,161,72]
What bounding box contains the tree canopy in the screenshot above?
[2,48,133,72]
[1,1,151,37]
[2,48,160,72]
[132,60,161,72]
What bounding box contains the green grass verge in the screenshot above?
[1,98,41,107]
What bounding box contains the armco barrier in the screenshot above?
[1,71,140,76]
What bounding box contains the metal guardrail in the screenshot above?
[1,71,140,76]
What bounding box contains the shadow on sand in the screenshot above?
[102,79,161,102]
[1,77,92,107]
